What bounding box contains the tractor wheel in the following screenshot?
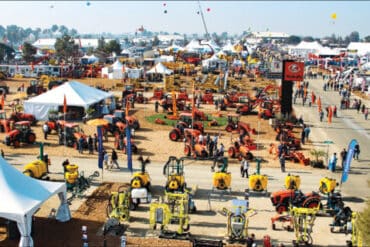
[23,169,34,178]
[276,204,288,214]
[184,145,191,156]
[245,152,254,160]
[27,133,36,144]
[303,197,321,209]
[240,128,247,136]
[133,122,140,130]
[182,223,190,232]
[225,125,233,132]
[169,129,180,141]
[330,227,335,233]
[272,223,276,230]
[13,140,20,148]
[228,147,236,158]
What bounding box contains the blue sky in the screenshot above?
[0,1,369,38]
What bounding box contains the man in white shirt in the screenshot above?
[241,156,249,178]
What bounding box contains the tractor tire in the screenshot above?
[183,223,190,232]
[276,204,288,214]
[303,197,321,209]
[184,145,191,156]
[13,140,20,148]
[228,147,236,158]
[272,223,276,230]
[23,169,34,178]
[169,129,180,141]
[27,133,36,144]
[245,152,254,160]
[132,122,140,130]
[225,125,233,132]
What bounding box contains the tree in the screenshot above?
[22,42,37,63]
[349,31,360,42]
[302,36,314,42]
[104,40,121,55]
[286,35,301,45]
[152,36,160,46]
[51,24,59,33]
[364,36,370,42]
[54,35,79,62]
[58,25,69,35]
[0,43,15,63]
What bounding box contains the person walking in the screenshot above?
[42,122,49,140]
[328,153,337,172]
[278,143,287,173]
[364,108,368,120]
[78,136,84,154]
[340,148,347,170]
[110,149,120,169]
[304,125,311,143]
[87,135,93,154]
[354,144,360,160]
[103,150,109,170]
[240,157,249,178]
[300,128,305,145]
[319,110,324,122]
[213,133,219,151]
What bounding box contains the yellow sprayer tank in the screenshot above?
[319,177,337,194]
[284,174,301,190]
[23,160,48,179]
[65,164,79,184]
[212,172,231,190]
[131,172,151,188]
[249,174,268,192]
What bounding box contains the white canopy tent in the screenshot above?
[0,157,70,247]
[146,62,173,75]
[24,81,114,120]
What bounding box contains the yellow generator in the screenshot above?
[319,177,337,194]
[106,186,131,223]
[130,156,152,209]
[65,164,79,190]
[23,159,49,180]
[249,174,268,192]
[163,156,186,192]
[285,174,301,190]
[212,172,232,191]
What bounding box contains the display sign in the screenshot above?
[283,61,304,81]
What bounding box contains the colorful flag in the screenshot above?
[126,126,133,173]
[97,126,103,169]
[63,94,67,114]
[341,139,358,184]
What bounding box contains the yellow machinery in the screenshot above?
[221,199,257,243]
[285,174,301,190]
[249,174,268,192]
[248,159,268,193]
[130,156,152,209]
[106,186,131,223]
[163,156,186,192]
[23,154,50,180]
[319,177,337,194]
[65,164,79,190]
[149,192,191,237]
[290,206,319,247]
[347,212,363,247]
[212,157,231,191]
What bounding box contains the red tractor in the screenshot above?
[4,121,36,147]
[150,87,165,101]
[9,112,37,126]
[177,88,189,101]
[103,114,126,136]
[58,123,87,149]
[113,110,140,130]
[184,142,209,158]
[45,113,66,134]
[201,90,214,104]
[135,90,148,104]
[270,189,321,214]
[225,113,256,136]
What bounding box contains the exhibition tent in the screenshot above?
[0,157,70,247]
[146,62,173,75]
[24,81,114,120]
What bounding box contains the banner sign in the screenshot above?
[97,126,103,169]
[283,61,304,81]
[341,139,358,184]
[126,126,133,173]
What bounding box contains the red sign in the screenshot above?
[284,61,304,81]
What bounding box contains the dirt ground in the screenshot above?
[0,76,316,247]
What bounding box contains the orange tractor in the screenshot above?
[9,112,37,126]
[0,110,12,133]
[228,141,255,161]
[225,113,256,136]
[102,114,126,136]
[58,122,87,149]
[113,110,140,130]
[4,121,36,147]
